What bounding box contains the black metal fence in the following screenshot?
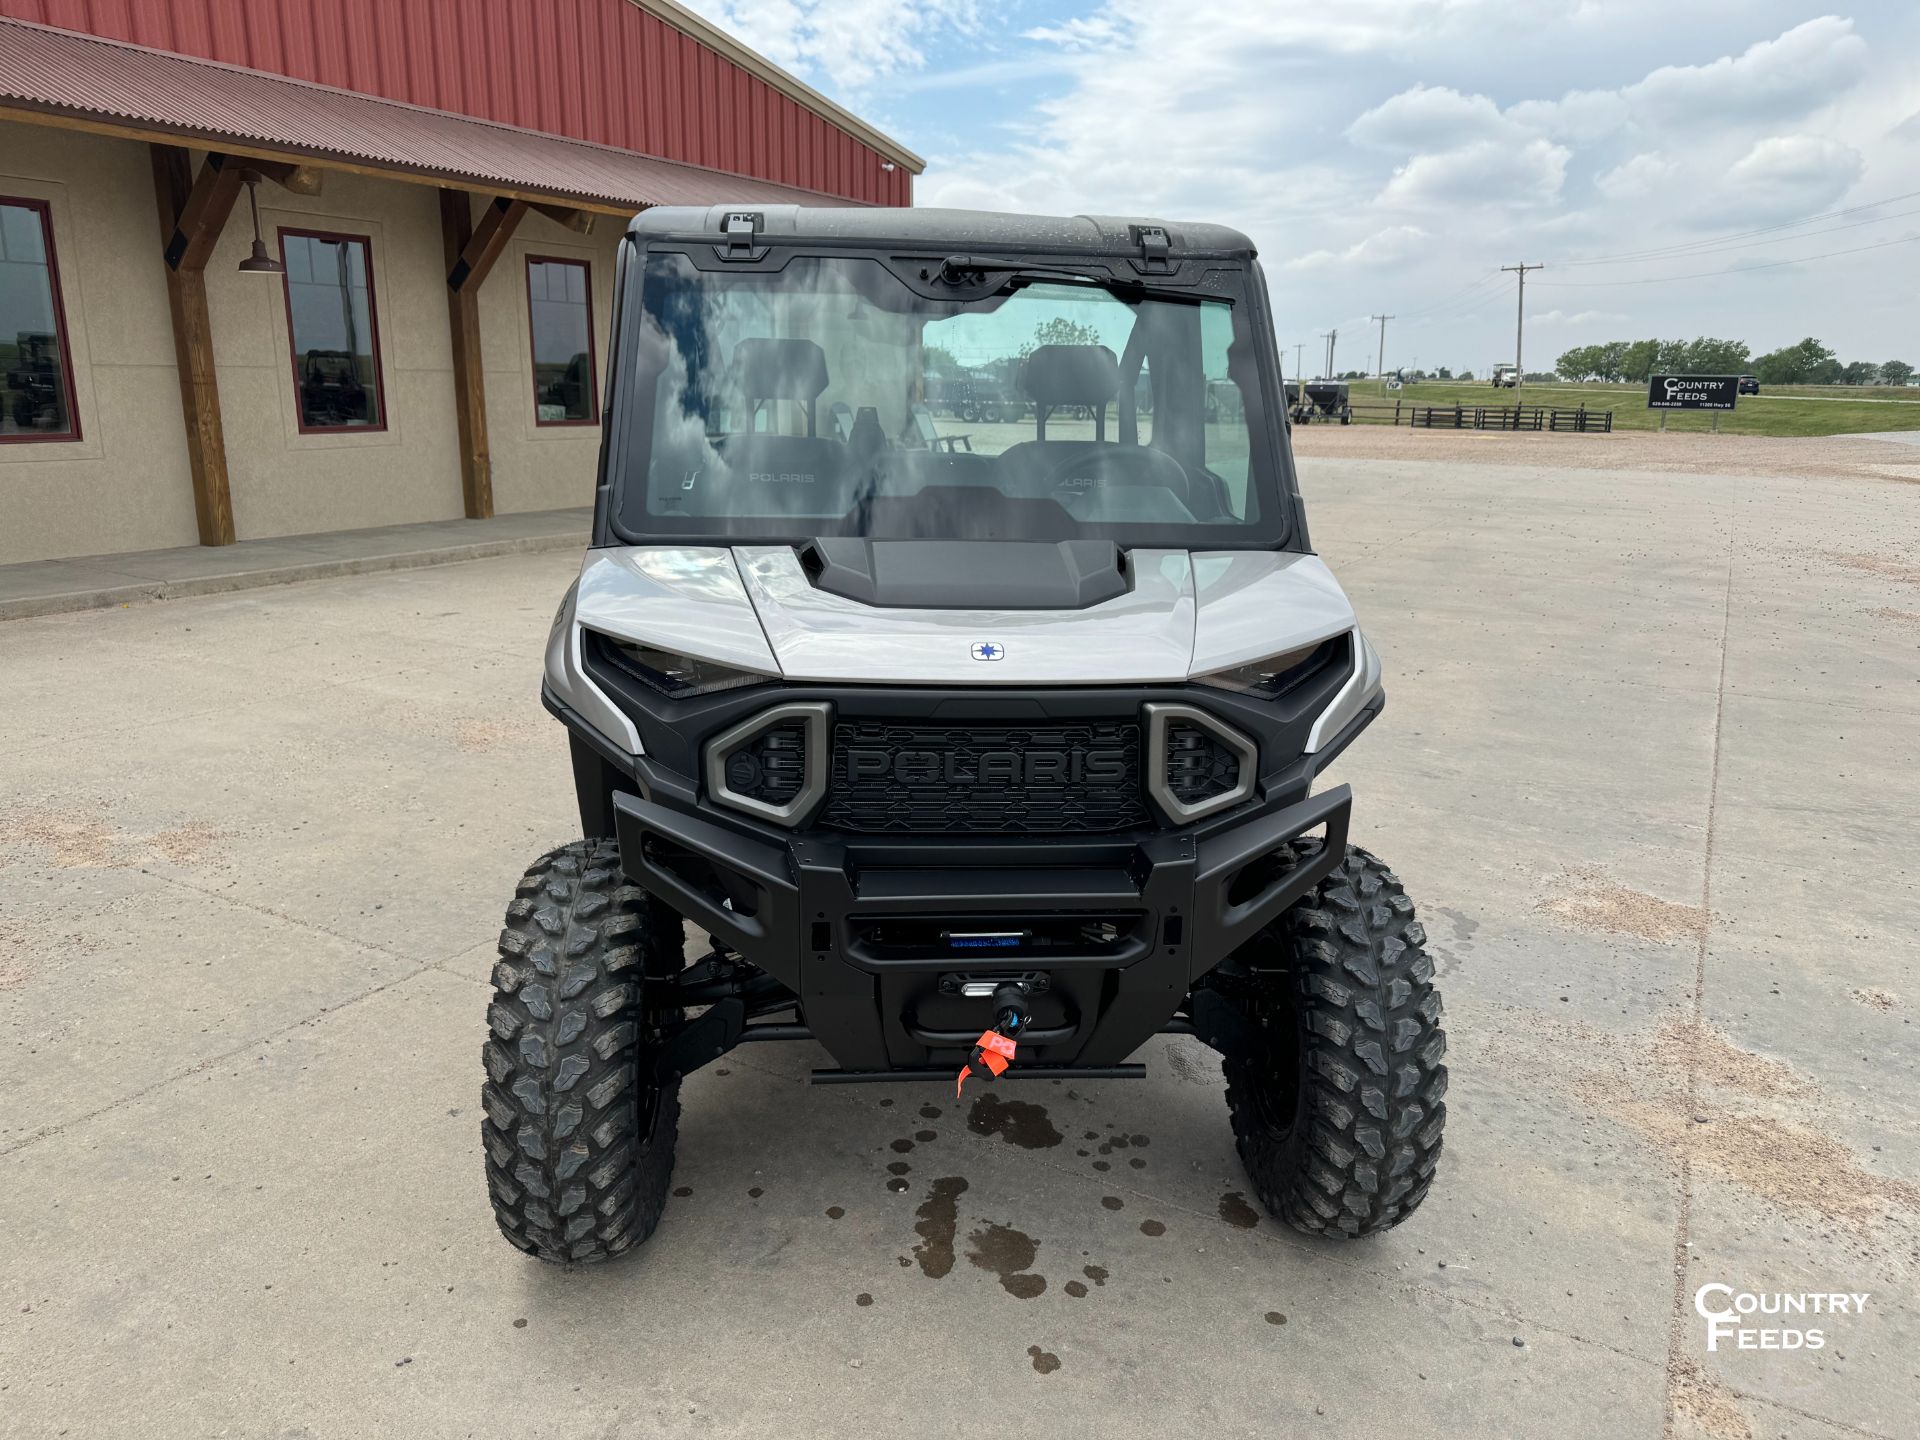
[1348,401,1614,433]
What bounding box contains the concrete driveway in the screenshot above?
[2,449,1915,1438]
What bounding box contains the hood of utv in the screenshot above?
[573,545,1359,685]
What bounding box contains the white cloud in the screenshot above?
[1287,226,1432,270]
[680,0,981,92]
[1530,309,1629,327]
[1515,16,1870,138]
[1718,135,1866,222]
[719,0,1920,365]
[1380,139,1570,207]
[1347,86,1520,152]
[1594,152,1678,201]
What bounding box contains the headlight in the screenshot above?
[1193,637,1339,698]
[594,634,775,698]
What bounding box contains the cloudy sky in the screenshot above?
[683,2,1920,374]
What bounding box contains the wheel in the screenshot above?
[1340,406,1352,425]
[1219,841,1446,1237]
[482,839,684,1264]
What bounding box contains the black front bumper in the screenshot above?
[612,783,1350,1074]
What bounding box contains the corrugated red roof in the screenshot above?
[0,17,855,210]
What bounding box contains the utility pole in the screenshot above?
[1320,329,1337,380]
[1500,263,1543,392]
[1292,342,1305,381]
[1369,313,1394,385]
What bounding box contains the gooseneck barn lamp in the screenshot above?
[236,170,285,274]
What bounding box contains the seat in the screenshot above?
[733,337,831,437]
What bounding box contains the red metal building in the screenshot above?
[0,1,920,564]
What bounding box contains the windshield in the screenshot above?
[612,251,1288,547]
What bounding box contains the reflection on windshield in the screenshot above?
[620,252,1277,545]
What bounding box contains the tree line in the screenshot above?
[1555,337,1914,388]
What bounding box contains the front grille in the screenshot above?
[822,721,1149,834]
[1164,720,1242,808]
[722,717,807,808]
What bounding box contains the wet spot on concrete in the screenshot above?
[748,1187,764,1198]
[1265,1311,1286,1326]
[1128,1157,1146,1170]
[912,1177,970,1279]
[967,1094,1063,1149]
[915,1129,937,1142]
[919,1105,942,1120]
[855,1293,874,1307]
[1097,1143,1112,1155]
[1092,1161,1110,1172]
[1083,1265,1108,1286]
[890,1138,915,1154]
[1064,1280,1088,1299]
[1219,1191,1259,1229]
[886,1177,910,1193]
[1129,1134,1148,1146]
[1100,1196,1123,1211]
[968,1222,1046,1299]
[715,1067,731,1076]
[1083,1130,1099,1140]
[1076,1149,1090,1158]
[887,1161,912,1176]
[826,1206,845,1220]
[1109,1135,1130,1149]
[879,1098,894,1107]
[1027,1346,1061,1375]
[1140,1219,1166,1237]
[672,1186,693,1198]
[512,1317,528,1329]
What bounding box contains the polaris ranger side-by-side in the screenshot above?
[483,207,1447,1264]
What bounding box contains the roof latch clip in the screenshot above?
[1131,224,1173,275]
[720,210,766,261]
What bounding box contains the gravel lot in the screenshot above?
[2,440,1916,1438]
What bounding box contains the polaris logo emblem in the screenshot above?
[844,748,1126,786]
[970,641,1004,661]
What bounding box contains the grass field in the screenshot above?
[1336,379,1920,436]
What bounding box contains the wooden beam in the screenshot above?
[249,159,324,196]
[448,196,528,292]
[151,145,236,546]
[164,151,244,271]
[531,202,596,235]
[439,190,494,520]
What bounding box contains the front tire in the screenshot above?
[1221,842,1447,1237]
[482,839,683,1264]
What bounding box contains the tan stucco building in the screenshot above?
[0,4,919,568]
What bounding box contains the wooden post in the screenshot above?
[150,145,237,546]
[440,193,528,519]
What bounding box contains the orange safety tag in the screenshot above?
[956,1029,1018,1097]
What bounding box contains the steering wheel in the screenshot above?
[1041,445,1190,508]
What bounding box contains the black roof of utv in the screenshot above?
[627,205,1258,260]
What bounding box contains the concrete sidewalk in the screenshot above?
[0,507,591,622]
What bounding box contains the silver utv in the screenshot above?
[483,207,1445,1266]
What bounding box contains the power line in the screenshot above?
[1370,313,1394,379]
[1532,232,1920,288]
[1559,199,1920,268]
[1555,187,1920,267]
[1500,263,1543,382]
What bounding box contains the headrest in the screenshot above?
[1021,344,1120,409]
[733,337,829,402]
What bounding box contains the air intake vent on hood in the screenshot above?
[798,539,1129,610]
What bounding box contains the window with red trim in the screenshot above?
[0,197,80,443]
[526,256,598,425]
[280,229,386,432]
